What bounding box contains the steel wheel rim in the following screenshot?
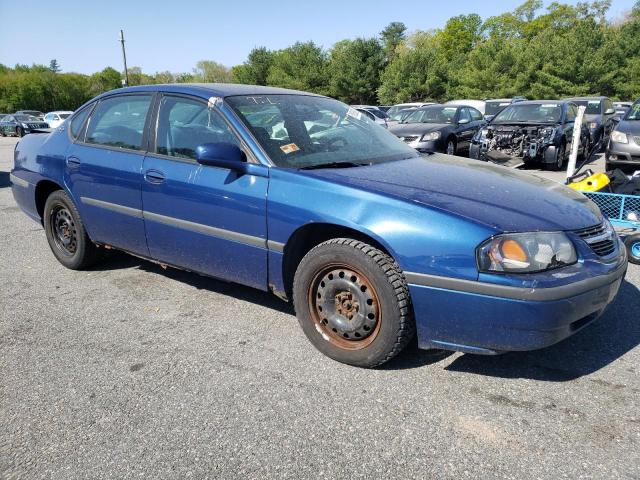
[50,204,78,256]
[308,263,381,350]
[632,242,640,259]
[446,141,455,155]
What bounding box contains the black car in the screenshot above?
[470,100,590,171]
[563,96,616,147]
[0,114,50,137]
[606,100,640,171]
[484,97,527,121]
[15,110,45,120]
[388,104,485,155]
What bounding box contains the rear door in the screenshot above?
[64,93,153,256]
[141,94,269,290]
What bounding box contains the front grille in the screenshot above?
[573,222,616,257]
[633,136,640,145]
[400,135,419,143]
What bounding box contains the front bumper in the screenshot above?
[606,139,640,166]
[404,139,443,154]
[407,246,627,354]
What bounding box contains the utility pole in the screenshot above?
[119,29,129,87]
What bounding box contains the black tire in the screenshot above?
[43,190,99,270]
[605,161,613,172]
[293,238,415,368]
[624,233,640,265]
[445,137,456,156]
[16,126,24,137]
[0,128,5,137]
[548,142,566,171]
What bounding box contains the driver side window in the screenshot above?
[155,96,239,160]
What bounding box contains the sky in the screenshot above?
[0,0,636,75]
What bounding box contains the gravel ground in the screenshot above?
[1,136,639,479]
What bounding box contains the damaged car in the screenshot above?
[470,100,590,170]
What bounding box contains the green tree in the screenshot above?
[192,60,232,83]
[327,38,385,103]
[380,22,407,62]
[266,42,329,94]
[231,47,273,85]
[49,59,61,73]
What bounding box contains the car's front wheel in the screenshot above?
[445,138,456,156]
[624,233,640,265]
[43,190,98,270]
[293,238,415,368]
[16,126,24,137]
[548,143,566,171]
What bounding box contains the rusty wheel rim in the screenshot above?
[308,263,381,350]
[50,204,78,256]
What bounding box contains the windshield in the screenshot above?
[227,95,418,169]
[485,101,511,116]
[492,103,562,123]
[570,100,602,115]
[59,113,72,119]
[626,103,640,121]
[387,106,416,121]
[403,106,458,124]
[15,115,39,121]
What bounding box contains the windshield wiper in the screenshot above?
[299,161,370,170]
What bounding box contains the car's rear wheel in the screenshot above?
[293,238,415,368]
[624,233,640,265]
[16,126,24,137]
[44,190,98,270]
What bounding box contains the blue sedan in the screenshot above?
[10,84,628,367]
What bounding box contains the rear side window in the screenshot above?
[86,95,152,150]
[70,105,93,140]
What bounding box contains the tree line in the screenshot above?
[1,0,639,113]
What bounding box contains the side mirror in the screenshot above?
[195,142,268,177]
[458,118,470,125]
[605,108,616,115]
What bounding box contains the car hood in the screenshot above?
[303,154,602,232]
[616,119,640,135]
[389,123,450,136]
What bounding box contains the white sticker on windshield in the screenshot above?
[588,100,600,105]
[542,104,558,108]
[346,107,363,121]
[499,102,510,106]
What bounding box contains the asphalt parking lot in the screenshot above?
[1,135,639,479]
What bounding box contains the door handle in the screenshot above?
[66,156,81,168]
[144,169,166,184]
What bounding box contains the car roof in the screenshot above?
[563,96,608,101]
[94,83,323,101]
[508,100,567,106]
[486,98,514,102]
[46,110,74,114]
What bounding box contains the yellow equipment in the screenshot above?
[566,170,610,192]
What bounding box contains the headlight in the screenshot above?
[611,131,628,144]
[21,123,29,128]
[477,232,577,273]
[421,131,441,141]
[540,127,556,139]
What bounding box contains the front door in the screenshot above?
[64,93,153,256]
[141,94,269,290]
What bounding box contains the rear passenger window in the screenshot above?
[70,106,92,140]
[155,96,239,160]
[86,95,152,150]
